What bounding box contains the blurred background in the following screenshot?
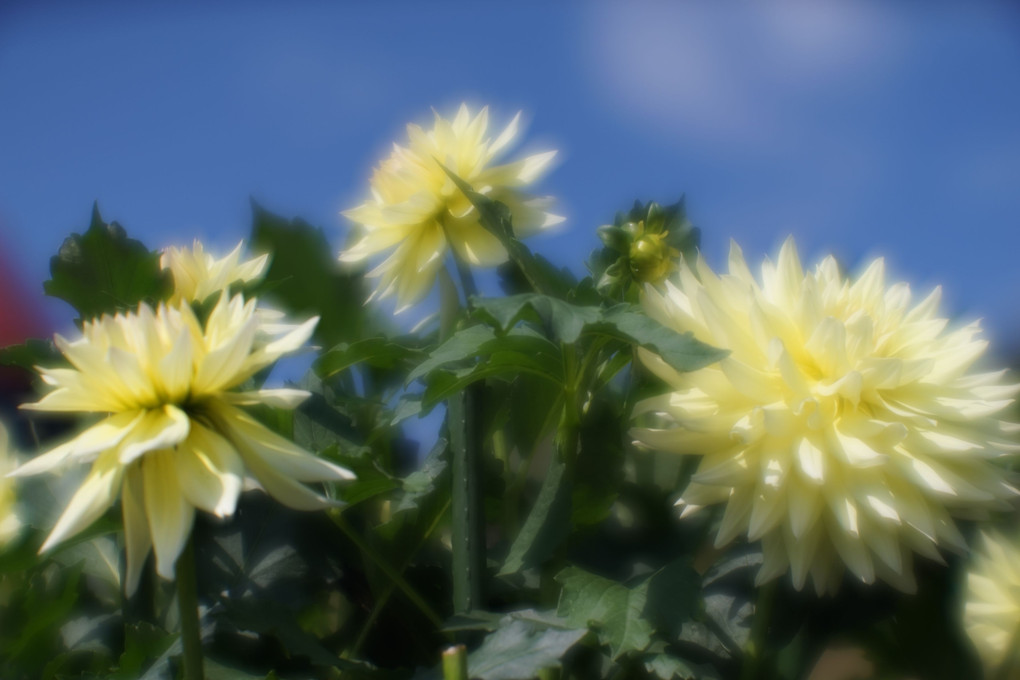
[1,0,1019,355]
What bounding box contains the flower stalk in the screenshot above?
[176,534,204,680]
[739,579,777,680]
[441,644,469,680]
[439,268,485,615]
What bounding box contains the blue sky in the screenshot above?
[2,2,1020,356]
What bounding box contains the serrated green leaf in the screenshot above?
[642,560,700,639]
[441,169,576,298]
[43,203,171,319]
[394,437,448,513]
[643,650,718,680]
[112,622,175,679]
[472,294,601,344]
[466,620,587,680]
[408,325,495,383]
[248,201,369,347]
[592,306,727,372]
[315,337,426,378]
[0,338,61,371]
[499,456,571,576]
[412,326,564,408]
[556,567,653,659]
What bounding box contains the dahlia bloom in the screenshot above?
[161,240,269,303]
[341,103,562,310]
[13,294,353,593]
[633,238,1019,594]
[964,531,1020,673]
[0,422,21,547]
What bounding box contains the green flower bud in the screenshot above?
[628,226,679,284]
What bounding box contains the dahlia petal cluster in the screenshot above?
[341,103,563,310]
[633,238,1019,594]
[964,531,1020,673]
[14,293,353,593]
[161,240,269,303]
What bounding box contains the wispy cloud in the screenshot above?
[581,2,904,153]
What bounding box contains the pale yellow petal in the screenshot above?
[142,450,195,580]
[174,424,244,518]
[40,451,124,553]
[122,465,151,596]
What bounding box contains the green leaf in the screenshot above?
[112,622,175,679]
[472,294,601,344]
[556,567,653,659]
[0,338,61,371]
[394,437,449,513]
[466,620,587,680]
[499,456,571,576]
[642,560,701,639]
[315,337,426,379]
[248,201,369,347]
[408,325,496,383]
[43,203,171,319]
[412,326,564,408]
[642,647,719,680]
[221,597,351,669]
[441,169,576,298]
[592,305,727,372]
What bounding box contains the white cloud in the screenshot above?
[581,1,905,151]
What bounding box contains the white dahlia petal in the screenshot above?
[635,238,1018,593]
[20,290,349,592]
[142,450,195,580]
[340,103,560,308]
[964,531,1020,674]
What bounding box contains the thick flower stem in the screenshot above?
[176,534,204,680]
[439,268,485,615]
[739,579,777,680]
[441,644,469,680]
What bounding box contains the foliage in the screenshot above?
[0,181,1010,680]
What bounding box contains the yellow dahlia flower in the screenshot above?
[161,240,269,303]
[633,237,1019,594]
[13,294,353,593]
[0,422,21,547]
[964,531,1020,674]
[342,103,563,310]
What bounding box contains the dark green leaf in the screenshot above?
[113,622,175,679]
[643,648,718,680]
[408,325,495,383]
[43,203,171,319]
[642,561,701,639]
[0,339,61,371]
[466,620,587,680]
[556,567,653,659]
[315,337,426,379]
[592,306,727,373]
[394,437,449,513]
[248,201,369,347]
[441,169,576,298]
[472,294,602,344]
[499,456,571,576]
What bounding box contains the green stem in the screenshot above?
[448,383,485,613]
[442,644,469,680]
[739,579,778,680]
[331,512,444,628]
[176,534,204,680]
[348,498,451,656]
[439,260,485,616]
